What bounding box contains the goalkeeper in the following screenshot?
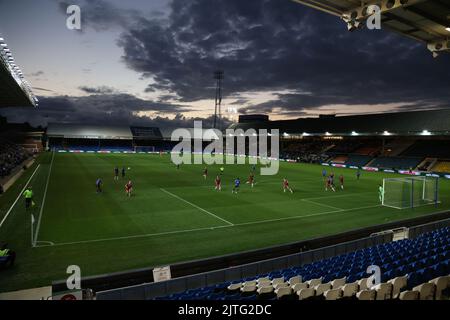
[378,184,384,203]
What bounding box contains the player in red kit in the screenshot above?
[339,174,344,190]
[247,173,255,188]
[125,180,133,197]
[283,178,293,193]
[215,175,221,191]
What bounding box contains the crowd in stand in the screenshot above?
[281,140,331,163]
[0,139,31,179]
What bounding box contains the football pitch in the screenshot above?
[1,152,450,292]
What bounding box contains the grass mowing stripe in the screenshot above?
[32,151,55,247]
[160,188,234,226]
[301,198,344,211]
[34,204,383,248]
[0,164,41,229]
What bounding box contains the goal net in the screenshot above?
[382,176,439,209]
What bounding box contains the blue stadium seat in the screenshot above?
[155,226,450,300]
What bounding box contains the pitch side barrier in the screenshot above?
[51,211,450,297]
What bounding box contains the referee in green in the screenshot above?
[23,186,34,210]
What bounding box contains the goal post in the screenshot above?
[382,176,439,209]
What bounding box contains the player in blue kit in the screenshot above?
[96,178,103,193]
[322,169,327,181]
[232,177,241,194]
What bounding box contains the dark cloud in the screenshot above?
[0,93,195,127]
[57,0,141,31]
[3,0,450,128]
[79,85,117,94]
[28,71,45,77]
[115,0,450,114]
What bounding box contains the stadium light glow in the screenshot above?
[446,27,450,32]
[325,132,331,136]
[283,132,289,137]
[302,132,310,136]
[383,130,391,136]
[351,131,359,136]
[421,130,431,136]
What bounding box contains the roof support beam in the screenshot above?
[404,6,450,29]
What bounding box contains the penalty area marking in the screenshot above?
[160,188,234,226]
[0,164,41,229]
[301,198,343,211]
[33,204,383,248]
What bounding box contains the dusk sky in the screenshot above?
[1,0,450,128]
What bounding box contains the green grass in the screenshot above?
[1,152,449,292]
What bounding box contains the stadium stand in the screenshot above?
[370,156,423,170]
[0,138,31,178]
[281,140,331,163]
[344,154,372,167]
[402,140,450,159]
[331,155,348,164]
[47,124,134,152]
[327,140,361,154]
[130,126,163,140]
[153,226,450,300]
[432,161,450,174]
[383,139,415,157]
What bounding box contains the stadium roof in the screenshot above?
[47,124,133,140]
[160,127,221,140]
[230,109,450,136]
[292,0,450,57]
[0,36,38,107]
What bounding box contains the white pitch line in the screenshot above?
[160,188,234,226]
[36,240,55,246]
[232,204,382,227]
[34,204,383,248]
[302,191,374,201]
[33,152,55,247]
[0,164,41,229]
[33,225,231,248]
[301,198,343,211]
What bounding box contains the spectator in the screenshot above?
[0,244,16,268]
[0,139,31,178]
